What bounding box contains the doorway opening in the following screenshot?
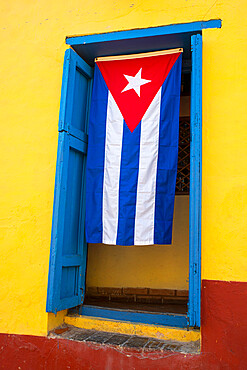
[83,72,191,317]
[46,22,212,328]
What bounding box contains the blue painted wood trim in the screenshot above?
[46,132,88,313]
[46,133,65,312]
[66,20,221,46]
[58,48,93,136]
[188,34,202,328]
[80,306,188,328]
[61,255,83,267]
[47,49,93,313]
[58,50,71,133]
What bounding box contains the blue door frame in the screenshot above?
[61,20,220,328]
[188,34,202,327]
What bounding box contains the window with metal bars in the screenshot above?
[176,116,190,194]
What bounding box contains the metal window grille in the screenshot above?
[176,116,190,194]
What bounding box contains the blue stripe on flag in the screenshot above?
[85,65,108,242]
[154,55,182,244]
[116,121,141,245]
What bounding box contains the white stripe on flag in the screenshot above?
[134,88,162,245]
[102,92,124,244]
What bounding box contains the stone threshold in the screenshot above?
[64,314,200,343]
[49,324,200,354]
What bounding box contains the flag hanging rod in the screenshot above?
[95,48,183,62]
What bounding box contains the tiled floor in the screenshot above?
[49,325,200,354]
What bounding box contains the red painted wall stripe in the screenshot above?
[0,279,247,369]
[0,333,204,370]
[201,279,247,369]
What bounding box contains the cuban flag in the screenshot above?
[86,49,182,246]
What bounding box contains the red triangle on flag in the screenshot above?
[97,51,181,132]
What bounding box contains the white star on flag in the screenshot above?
[121,68,151,97]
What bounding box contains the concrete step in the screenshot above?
[49,324,200,354]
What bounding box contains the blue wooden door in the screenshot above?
[188,34,202,327]
[46,49,93,313]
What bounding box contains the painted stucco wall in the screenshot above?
[0,0,247,337]
[86,195,189,290]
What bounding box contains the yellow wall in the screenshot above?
[87,196,189,290]
[1,0,247,336]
